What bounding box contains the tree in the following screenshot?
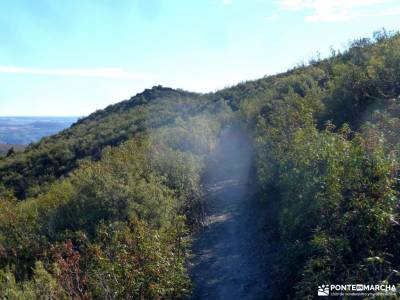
[6,147,15,158]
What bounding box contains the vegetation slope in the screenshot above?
[1,30,400,299]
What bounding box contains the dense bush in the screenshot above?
[242,31,400,299]
[0,109,224,298]
[1,30,400,299]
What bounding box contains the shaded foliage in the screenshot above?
[0,109,226,298]
[1,30,400,299]
[240,30,400,299]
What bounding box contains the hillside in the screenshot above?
[0,30,400,299]
[0,87,226,199]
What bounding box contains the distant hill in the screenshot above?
[0,116,78,145]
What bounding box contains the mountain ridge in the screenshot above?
[1,31,400,200]
[1,30,400,299]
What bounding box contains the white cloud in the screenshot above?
[265,14,280,21]
[0,66,153,80]
[279,0,400,22]
[222,0,232,5]
[370,6,400,16]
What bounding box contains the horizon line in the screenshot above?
[0,115,84,118]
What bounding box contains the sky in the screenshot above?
[0,0,400,116]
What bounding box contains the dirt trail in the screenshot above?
[189,128,276,300]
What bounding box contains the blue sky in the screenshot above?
[0,0,399,116]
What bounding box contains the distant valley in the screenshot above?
[0,116,78,146]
